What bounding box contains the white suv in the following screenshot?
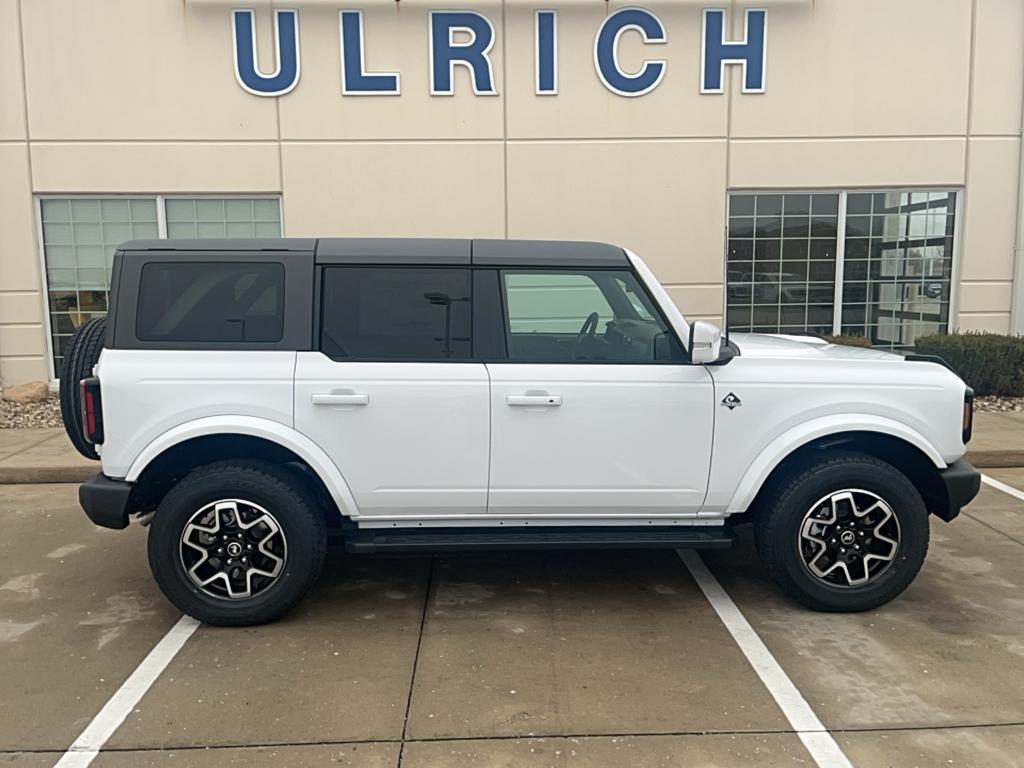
[61,238,980,626]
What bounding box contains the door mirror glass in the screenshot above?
[689,320,722,364]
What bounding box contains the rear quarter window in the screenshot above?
[136,262,285,343]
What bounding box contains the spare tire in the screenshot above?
[59,317,107,460]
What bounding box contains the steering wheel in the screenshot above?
[572,312,600,359]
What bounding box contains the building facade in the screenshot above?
[1,0,1022,383]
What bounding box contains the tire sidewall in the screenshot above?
[766,460,929,611]
[148,465,324,625]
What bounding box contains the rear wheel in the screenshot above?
[148,462,326,626]
[754,452,929,612]
[58,316,107,460]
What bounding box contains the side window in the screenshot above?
[136,262,284,342]
[501,269,683,362]
[320,267,473,360]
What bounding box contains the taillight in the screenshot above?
[962,387,974,444]
[79,377,104,444]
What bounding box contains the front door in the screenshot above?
[295,265,489,519]
[487,268,715,518]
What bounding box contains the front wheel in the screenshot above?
[754,452,929,612]
[148,462,326,626]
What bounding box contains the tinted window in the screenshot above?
[320,267,472,360]
[136,262,284,342]
[502,269,682,362]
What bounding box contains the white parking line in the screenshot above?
[982,473,1024,502]
[678,550,853,768]
[54,615,200,768]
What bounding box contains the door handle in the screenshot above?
[506,394,562,407]
[312,392,369,406]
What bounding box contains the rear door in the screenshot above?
[486,267,715,519]
[294,262,490,520]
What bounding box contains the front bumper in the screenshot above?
[936,459,981,522]
[79,473,133,530]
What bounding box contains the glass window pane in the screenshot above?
[164,197,282,241]
[840,189,957,350]
[320,267,473,360]
[165,199,195,222]
[40,197,160,376]
[726,192,839,338]
[501,270,679,362]
[70,199,102,222]
[253,199,281,220]
[137,262,284,343]
[225,199,254,221]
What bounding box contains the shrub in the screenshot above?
[822,334,873,348]
[914,332,1024,396]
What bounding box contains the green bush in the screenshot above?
[914,332,1024,396]
[822,334,873,348]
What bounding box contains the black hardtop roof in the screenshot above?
[117,237,628,267]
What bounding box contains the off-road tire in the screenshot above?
[148,461,327,626]
[754,451,929,612]
[58,316,107,460]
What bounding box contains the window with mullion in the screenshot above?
[725,189,956,350]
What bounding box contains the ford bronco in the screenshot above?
[60,238,980,625]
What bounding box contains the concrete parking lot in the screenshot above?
[2,473,1023,767]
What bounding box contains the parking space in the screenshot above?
[2,476,1023,767]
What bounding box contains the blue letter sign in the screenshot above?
[701,8,767,94]
[594,8,667,97]
[340,11,400,95]
[535,11,558,95]
[429,11,498,95]
[232,9,300,96]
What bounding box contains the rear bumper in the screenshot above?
[79,473,133,530]
[936,459,981,522]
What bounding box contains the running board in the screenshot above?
[344,526,736,554]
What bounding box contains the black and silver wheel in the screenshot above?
[755,452,929,612]
[149,462,326,626]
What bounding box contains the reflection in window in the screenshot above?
[840,191,954,348]
[726,190,956,350]
[726,193,839,336]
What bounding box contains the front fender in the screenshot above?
[124,415,361,520]
[720,414,946,515]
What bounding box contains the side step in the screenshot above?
[344,526,735,554]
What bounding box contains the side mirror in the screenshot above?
[688,320,723,365]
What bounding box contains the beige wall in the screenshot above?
[1,0,1021,384]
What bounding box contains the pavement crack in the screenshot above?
[8,721,1024,756]
[961,510,1024,548]
[397,554,435,768]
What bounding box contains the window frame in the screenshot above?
[723,187,962,343]
[112,249,311,352]
[35,194,284,379]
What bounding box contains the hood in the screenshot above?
[729,333,904,362]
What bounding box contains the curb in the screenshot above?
[965,451,1024,470]
[0,466,97,484]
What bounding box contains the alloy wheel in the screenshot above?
[179,499,287,600]
[798,489,900,588]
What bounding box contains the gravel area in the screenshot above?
[975,395,1024,413]
[0,395,62,429]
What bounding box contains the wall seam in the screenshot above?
[501,0,509,239]
[955,0,978,326]
[12,0,49,384]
